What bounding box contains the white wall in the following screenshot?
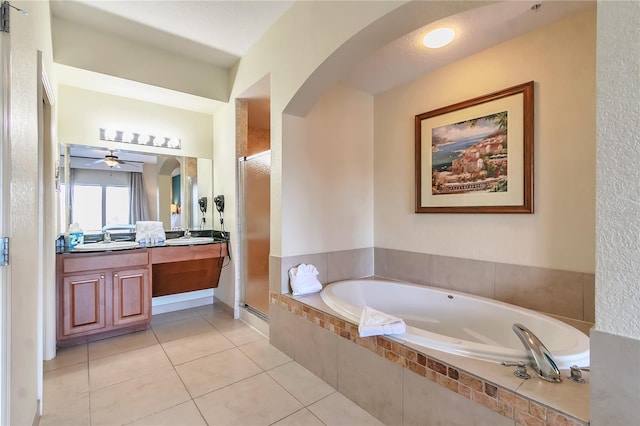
[9,0,55,423]
[281,84,374,255]
[58,85,214,159]
[595,1,640,340]
[374,8,596,273]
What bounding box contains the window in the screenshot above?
[72,184,130,233]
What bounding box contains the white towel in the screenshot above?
[358,306,406,338]
[135,221,166,245]
[289,263,323,296]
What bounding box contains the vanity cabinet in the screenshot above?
[57,251,151,345]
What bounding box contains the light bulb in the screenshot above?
[423,28,455,49]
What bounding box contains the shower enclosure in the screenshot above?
[239,150,271,317]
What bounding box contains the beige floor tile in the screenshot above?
[151,307,201,326]
[88,328,158,361]
[161,330,234,365]
[126,400,206,426]
[219,325,265,346]
[268,362,335,406]
[44,344,87,372]
[40,392,90,426]
[308,393,384,426]
[194,373,303,426]
[151,314,216,343]
[90,369,190,426]
[89,344,172,390]
[43,363,89,405]
[175,347,262,398]
[198,310,239,329]
[238,339,292,370]
[272,408,326,426]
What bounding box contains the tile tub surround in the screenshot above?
[375,248,595,324]
[270,292,590,426]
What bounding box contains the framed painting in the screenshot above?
[415,81,534,213]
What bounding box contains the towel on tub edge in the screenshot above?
[289,263,323,296]
[358,306,406,338]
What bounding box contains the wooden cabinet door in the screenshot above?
[112,268,150,326]
[62,272,106,336]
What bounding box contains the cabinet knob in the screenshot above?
[100,275,105,279]
[114,273,118,278]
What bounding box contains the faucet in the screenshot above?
[511,323,562,383]
[183,228,191,238]
[103,231,112,243]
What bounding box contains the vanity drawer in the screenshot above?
[62,251,149,274]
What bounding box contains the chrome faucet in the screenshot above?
[183,228,191,238]
[512,323,562,383]
[103,231,112,243]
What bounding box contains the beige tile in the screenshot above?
[44,344,87,372]
[403,368,512,426]
[336,337,402,425]
[270,304,296,358]
[150,307,201,326]
[89,344,172,390]
[583,273,595,323]
[175,347,262,397]
[126,401,206,426]
[219,324,265,346]
[90,369,190,426]
[385,249,431,286]
[308,392,384,426]
[268,362,335,406]
[495,263,584,320]
[282,253,328,288]
[238,338,292,370]
[431,255,495,298]
[293,314,339,388]
[198,309,239,330]
[373,247,387,278]
[162,330,234,365]
[591,330,640,426]
[272,408,325,426]
[194,373,302,426]
[327,248,374,282]
[270,255,284,294]
[151,314,216,343]
[43,362,89,405]
[40,392,90,426]
[88,328,158,361]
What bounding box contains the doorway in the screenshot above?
[236,84,271,319]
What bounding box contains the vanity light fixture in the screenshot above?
[99,128,181,150]
[422,27,455,49]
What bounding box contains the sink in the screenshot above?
[164,237,215,246]
[72,241,140,252]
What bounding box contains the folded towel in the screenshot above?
[289,263,323,296]
[358,306,406,338]
[135,221,166,245]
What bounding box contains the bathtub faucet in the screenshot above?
[512,323,562,383]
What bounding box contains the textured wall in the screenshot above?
[374,9,596,273]
[595,1,640,339]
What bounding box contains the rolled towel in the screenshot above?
[358,305,406,338]
[289,263,323,296]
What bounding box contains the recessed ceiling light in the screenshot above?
[423,27,456,49]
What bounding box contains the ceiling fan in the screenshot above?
[87,150,127,168]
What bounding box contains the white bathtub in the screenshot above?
[320,279,590,368]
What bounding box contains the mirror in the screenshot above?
[58,144,213,234]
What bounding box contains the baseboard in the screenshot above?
[239,306,269,337]
[152,289,214,315]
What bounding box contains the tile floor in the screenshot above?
[41,303,384,426]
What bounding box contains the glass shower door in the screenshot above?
[240,150,271,317]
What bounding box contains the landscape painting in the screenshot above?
[415,81,534,214]
[431,112,508,195]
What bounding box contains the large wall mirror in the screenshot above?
[58,144,213,235]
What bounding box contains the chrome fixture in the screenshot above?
[568,365,590,383]
[99,128,181,150]
[183,228,191,238]
[501,361,531,379]
[103,231,112,243]
[512,323,562,383]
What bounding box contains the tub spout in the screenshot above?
[512,323,562,383]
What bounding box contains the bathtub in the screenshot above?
[320,279,590,369]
